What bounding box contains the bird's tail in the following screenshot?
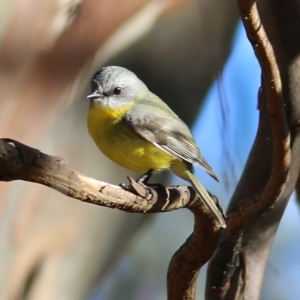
[186,170,226,228]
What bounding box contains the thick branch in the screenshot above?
[0,138,223,299]
[167,201,222,300]
[0,138,224,217]
[207,1,291,299]
[227,0,290,230]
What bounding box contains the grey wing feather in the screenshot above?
[126,94,219,181]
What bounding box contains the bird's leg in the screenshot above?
[136,169,154,184]
[137,169,165,190]
[120,169,166,198]
[119,169,154,191]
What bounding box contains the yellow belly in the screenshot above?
[87,107,175,172]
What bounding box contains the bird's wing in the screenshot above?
[126,96,219,181]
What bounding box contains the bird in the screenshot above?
[86,66,226,228]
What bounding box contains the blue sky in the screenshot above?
[191,23,260,198]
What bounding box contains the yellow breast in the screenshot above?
[87,105,175,172]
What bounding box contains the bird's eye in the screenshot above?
[113,87,122,95]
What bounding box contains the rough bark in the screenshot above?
[206,1,300,299]
[0,138,224,299]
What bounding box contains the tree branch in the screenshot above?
[228,0,290,231]
[206,0,292,298]
[0,138,224,299]
[167,200,222,300]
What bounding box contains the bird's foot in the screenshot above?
[119,169,154,190]
[119,169,164,197]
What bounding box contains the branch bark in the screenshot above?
[206,0,300,299]
[0,138,224,299]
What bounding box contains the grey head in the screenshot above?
[87,66,148,110]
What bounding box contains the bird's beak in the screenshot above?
[87,91,102,99]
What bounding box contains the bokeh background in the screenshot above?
[0,1,299,299]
